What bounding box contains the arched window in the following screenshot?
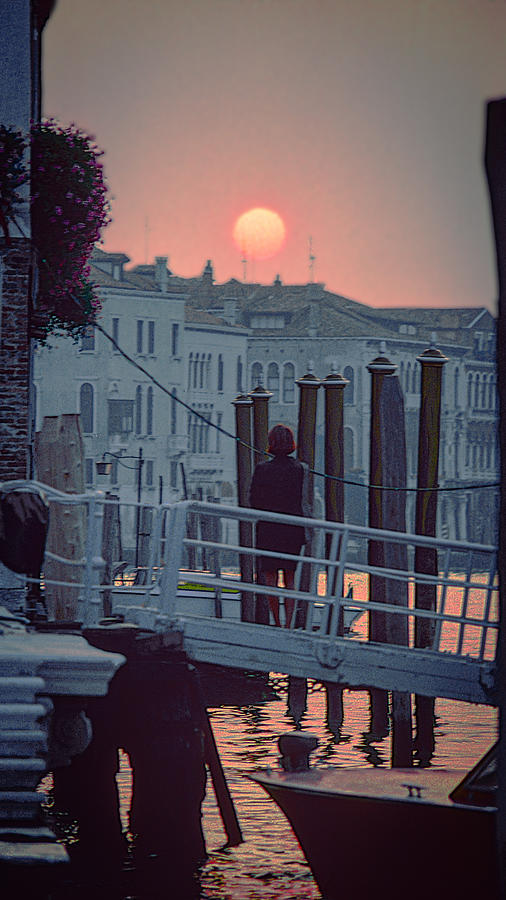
[344,427,354,471]
[188,353,193,389]
[467,373,473,407]
[199,356,206,389]
[79,383,94,434]
[283,363,295,403]
[411,364,417,395]
[236,357,243,393]
[171,390,177,435]
[135,386,142,435]
[217,354,224,392]
[399,361,404,393]
[193,353,200,389]
[488,376,495,410]
[481,375,487,409]
[146,387,154,435]
[344,366,354,405]
[474,373,480,408]
[251,362,263,389]
[267,362,279,402]
[454,368,460,408]
[406,362,411,394]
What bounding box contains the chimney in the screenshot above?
[155,256,169,292]
[223,299,237,325]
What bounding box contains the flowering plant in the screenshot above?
[31,121,111,341]
[0,121,110,342]
[0,125,29,243]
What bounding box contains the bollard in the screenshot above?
[232,394,255,622]
[414,342,448,763]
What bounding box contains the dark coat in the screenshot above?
[249,455,308,570]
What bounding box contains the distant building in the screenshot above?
[34,250,248,559]
[35,252,498,546]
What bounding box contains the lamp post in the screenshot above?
[96,447,144,568]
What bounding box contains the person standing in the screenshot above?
[249,424,310,628]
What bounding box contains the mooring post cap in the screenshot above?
[278,731,319,771]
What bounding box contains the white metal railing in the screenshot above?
[1,483,499,673]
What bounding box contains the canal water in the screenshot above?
[113,677,496,900]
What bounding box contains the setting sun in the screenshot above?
[233,208,286,260]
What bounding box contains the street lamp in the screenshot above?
[96,448,144,568]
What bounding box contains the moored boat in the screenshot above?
[249,733,499,900]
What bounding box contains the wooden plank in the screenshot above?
[177,617,495,705]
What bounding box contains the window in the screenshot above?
[80,326,95,351]
[112,317,119,350]
[108,399,134,436]
[171,323,180,356]
[344,366,354,405]
[135,386,142,434]
[193,353,199,389]
[85,457,94,486]
[267,362,279,402]
[146,387,154,435]
[405,362,411,394]
[236,357,243,393]
[199,356,205,389]
[137,320,144,354]
[282,363,295,403]
[217,355,224,392]
[80,383,94,433]
[454,368,460,408]
[474,373,480,408]
[467,373,473,407]
[170,460,178,488]
[251,362,263,389]
[171,390,178,435]
[110,457,119,485]
[145,460,154,487]
[148,320,155,355]
[188,353,193,389]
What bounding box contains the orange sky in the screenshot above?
[43,0,506,310]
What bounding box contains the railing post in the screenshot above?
[82,493,105,628]
[249,384,272,624]
[232,394,255,622]
[414,341,448,763]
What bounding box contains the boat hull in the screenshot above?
[251,768,498,900]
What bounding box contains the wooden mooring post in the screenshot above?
[322,366,348,733]
[367,350,412,765]
[414,343,448,763]
[250,385,272,624]
[232,394,255,622]
[484,96,506,891]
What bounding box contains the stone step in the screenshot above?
[0,677,45,702]
[0,729,47,758]
[0,704,47,730]
[0,791,42,821]
[0,758,46,789]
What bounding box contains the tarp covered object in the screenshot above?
[0,488,49,576]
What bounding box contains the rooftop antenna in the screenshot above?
[241,246,248,282]
[308,235,316,282]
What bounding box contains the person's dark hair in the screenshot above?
[268,424,296,456]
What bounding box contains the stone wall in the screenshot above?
[0,238,32,480]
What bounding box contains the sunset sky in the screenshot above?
[43,0,506,310]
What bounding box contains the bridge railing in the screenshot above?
[2,483,498,668]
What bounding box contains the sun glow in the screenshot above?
[233,207,286,260]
